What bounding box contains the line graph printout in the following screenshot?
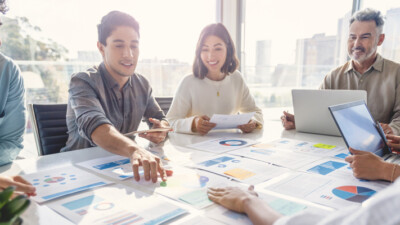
[47,184,187,225]
[21,166,112,203]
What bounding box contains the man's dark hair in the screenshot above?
[0,0,9,14]
[97,11,140,45]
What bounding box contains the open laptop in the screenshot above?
[292,89,367,136]
[329,100,394,159]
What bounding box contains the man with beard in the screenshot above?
[282,8,400,135]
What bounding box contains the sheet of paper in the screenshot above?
[129,166,231,209]
[299,158,351,177]
[195,154,289,184]
[47,184,187,225]
[206,191,308,225]
[187,137,259,154]
[264,172,389,209]
[76,155,143,180]
[266,138,348,157]
[177,216,224,225]
[210,112,255,129]
[21,166,112,203]
[230,146,322,169]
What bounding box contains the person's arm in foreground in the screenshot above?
[92,124,165,183]
[208,186,282,225]
[209,181,400,225]
[0,63,25,166]
[345,147,400,181]
[0,175,36,197]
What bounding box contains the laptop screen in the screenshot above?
[329,101,389,157]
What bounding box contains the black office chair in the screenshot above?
[28,104,68,156]
[155,96,173,115]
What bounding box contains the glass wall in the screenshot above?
[362,0,400,62]
[242,0,353,110]
[2,0,216,157]
[3,0,217,105]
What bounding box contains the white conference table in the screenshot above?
[0,120,347,225]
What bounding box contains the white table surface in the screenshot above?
[0,120,346,225]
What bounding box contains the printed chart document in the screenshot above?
[230,146,322,169]
[187,137,258,154]
[76,155,142,180]
[22,166,112,203]
[265,138,349,158]
[47,184,187,225]
[210,112,255,129]
[207,192,311,225]
[155,167,231,209]
[299,158,352,178]
[195,154,289,185]
[264,172,389,209]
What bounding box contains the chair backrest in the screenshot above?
[155,97,173,115]
[28,104,68,156]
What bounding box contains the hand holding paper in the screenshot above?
[210,112,255,129]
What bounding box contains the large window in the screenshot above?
[2,0,216,157]
[4,0,217,105]
[362,0,400,62]
[242,0,353,109]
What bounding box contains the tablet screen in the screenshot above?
[329,101,387,156]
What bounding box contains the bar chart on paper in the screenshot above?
[48,184,188,225]
[76,155,143,180]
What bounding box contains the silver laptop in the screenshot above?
[292,89,367,136]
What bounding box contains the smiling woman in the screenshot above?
[166,23,263,135]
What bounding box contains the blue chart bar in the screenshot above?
[42,182,107,200]
[199,156,234,167]
[308,161,347,175]
[62,195,103,210]
[93,159,130,170]
[144,208,187,225]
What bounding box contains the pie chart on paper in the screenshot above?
[332,186,376,203]
[219,140,248,146]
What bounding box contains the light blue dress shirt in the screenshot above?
[0,53,25,166]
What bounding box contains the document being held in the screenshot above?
[210,112,255,129]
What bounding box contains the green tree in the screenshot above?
[0,16,68,60]
[0,16,70,103]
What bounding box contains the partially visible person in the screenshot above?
[208,181,400,225]
[167,23,263,135]
[0,0,35,197]
[0,0,25,166]
[61,11,169,182]
[282,8,400,135]
[345,134,400,182]
[0,175,36,197]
